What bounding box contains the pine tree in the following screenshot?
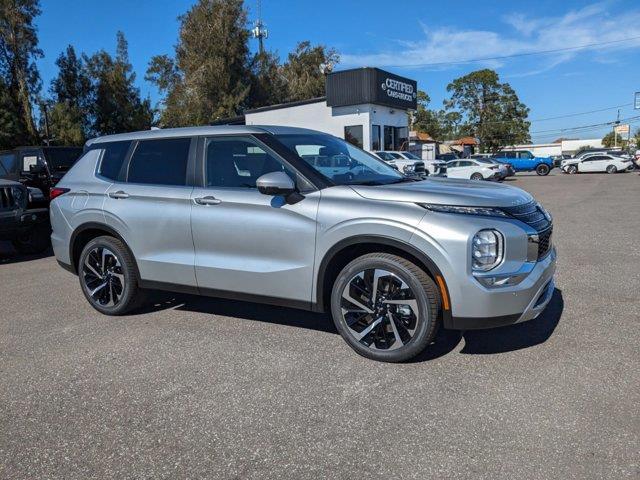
[0,0,42,145]
[281,41,339,101]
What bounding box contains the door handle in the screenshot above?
[194,196,222,205]
[108,190,129,199]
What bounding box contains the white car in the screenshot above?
[446,159,502,181]
[386,150,447,176]
[374,151,427,177]
[561,154,633,174]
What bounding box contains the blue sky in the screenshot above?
[38,0,640,142]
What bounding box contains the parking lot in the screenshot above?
[1,171,638,479]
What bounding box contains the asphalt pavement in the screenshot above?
[1,171,638,479]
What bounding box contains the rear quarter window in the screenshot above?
[96,141,132,181]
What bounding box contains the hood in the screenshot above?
[350,177,534,208]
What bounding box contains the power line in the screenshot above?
[382,35,640,68]
[530,115,640,135]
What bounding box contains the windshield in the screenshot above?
[43,147,83,170]
[402,152,421,160]
[275,134,406,185]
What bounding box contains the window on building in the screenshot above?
[384,126,394,150]
[97,141,132,181]
[394,127,408,151]
[127,138,190,185]
[344,125,363,149]
[205,136,291,189]
[371,125,381,151]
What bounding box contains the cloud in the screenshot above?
[339,2,640,75]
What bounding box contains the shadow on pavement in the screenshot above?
[136,288,563,359]
[0,241,53,265]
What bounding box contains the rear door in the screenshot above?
[190,135,320,304]
[103,137,197,287]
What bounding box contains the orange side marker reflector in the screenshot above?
[436,275,450,311]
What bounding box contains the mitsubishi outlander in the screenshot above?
[50,126,556,362]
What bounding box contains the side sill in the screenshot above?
[138,280,315,312]
[57,260,75,274]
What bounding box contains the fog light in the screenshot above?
[472,229,503,271]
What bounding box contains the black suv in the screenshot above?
[0,146,83,200]
[0,179,49,254]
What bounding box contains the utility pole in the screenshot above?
[614,109,620,148]
[41,102,51,146]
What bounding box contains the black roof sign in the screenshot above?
[326,67,417,110]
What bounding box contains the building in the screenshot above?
[500,138,605,157]
[222,67,417,152]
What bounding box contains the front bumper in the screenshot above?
[0,208,48,240]
[447,248,557,330]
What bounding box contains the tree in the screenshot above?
[0,0,42,145]
[411,91,462,141]
[248,50,287,108]
[0,77,25,149]
[602,131,627,148]
[281,41,339,101]
[86,32,153,135]
[147,0,252,126]
[46,45,93,144]
[444,69,530,152]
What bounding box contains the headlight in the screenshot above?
[403,164,415,173]
[419,203,510,218]
[472,229,503,271]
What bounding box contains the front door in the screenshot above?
[190,136,320,304]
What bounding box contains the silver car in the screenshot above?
[51,126,556,362]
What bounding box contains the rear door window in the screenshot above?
[97,141,132,181]
[127,138,191,186]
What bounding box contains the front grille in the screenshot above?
[0,187,16,210]
[537,227,552,259]
[414,162,425,174]
[502,201,551,232]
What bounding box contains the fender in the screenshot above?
[68,221,133,275]
[314,235,452,326]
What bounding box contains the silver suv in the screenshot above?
[51,126,556,362]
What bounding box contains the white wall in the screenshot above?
[245,100,409,151]
[561,138,603,153]
[501,138,606,157]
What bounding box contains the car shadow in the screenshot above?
[0,242,53,264]
[135,288,563,360]
[136,290,338,334]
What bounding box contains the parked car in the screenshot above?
[383,150,447,176]
[436,152,459,162]
[0,179,50,254]
[561,154,634,174]
[477,157,514,178]
[51,126,556,363]
[373,151,427,177]
[0,146,83,200]
[446,159,502,181]
[493,150,554,176]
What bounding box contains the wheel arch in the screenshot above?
[69,222,139,280]
[315,235,452,325]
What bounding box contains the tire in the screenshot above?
[11,222,51,254]
[470,172,484,181]
[78,235,144,315]
[536,164,550,176]
[330,253,441,363]
[567,165,578,174]
[606,165,617,174]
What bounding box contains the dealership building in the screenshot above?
[222,67,417,152]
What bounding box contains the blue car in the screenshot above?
[492,150,554,176]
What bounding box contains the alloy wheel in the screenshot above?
[82,247,125,307]
[340,269,420,351]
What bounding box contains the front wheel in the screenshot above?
[606,165,617,174]
[536,164,550,176]
[567,165,578,174]
[470,172,484,181]
[330,253,440,362]
[78,235,144,315]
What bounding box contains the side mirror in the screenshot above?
[29,164,45,174]
[256,171,296,196]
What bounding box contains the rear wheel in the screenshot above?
[330,253,440,363]
[536,164,550,176]
[606,165,617,174]
[78,236,143,315]
[470,172,484,181]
